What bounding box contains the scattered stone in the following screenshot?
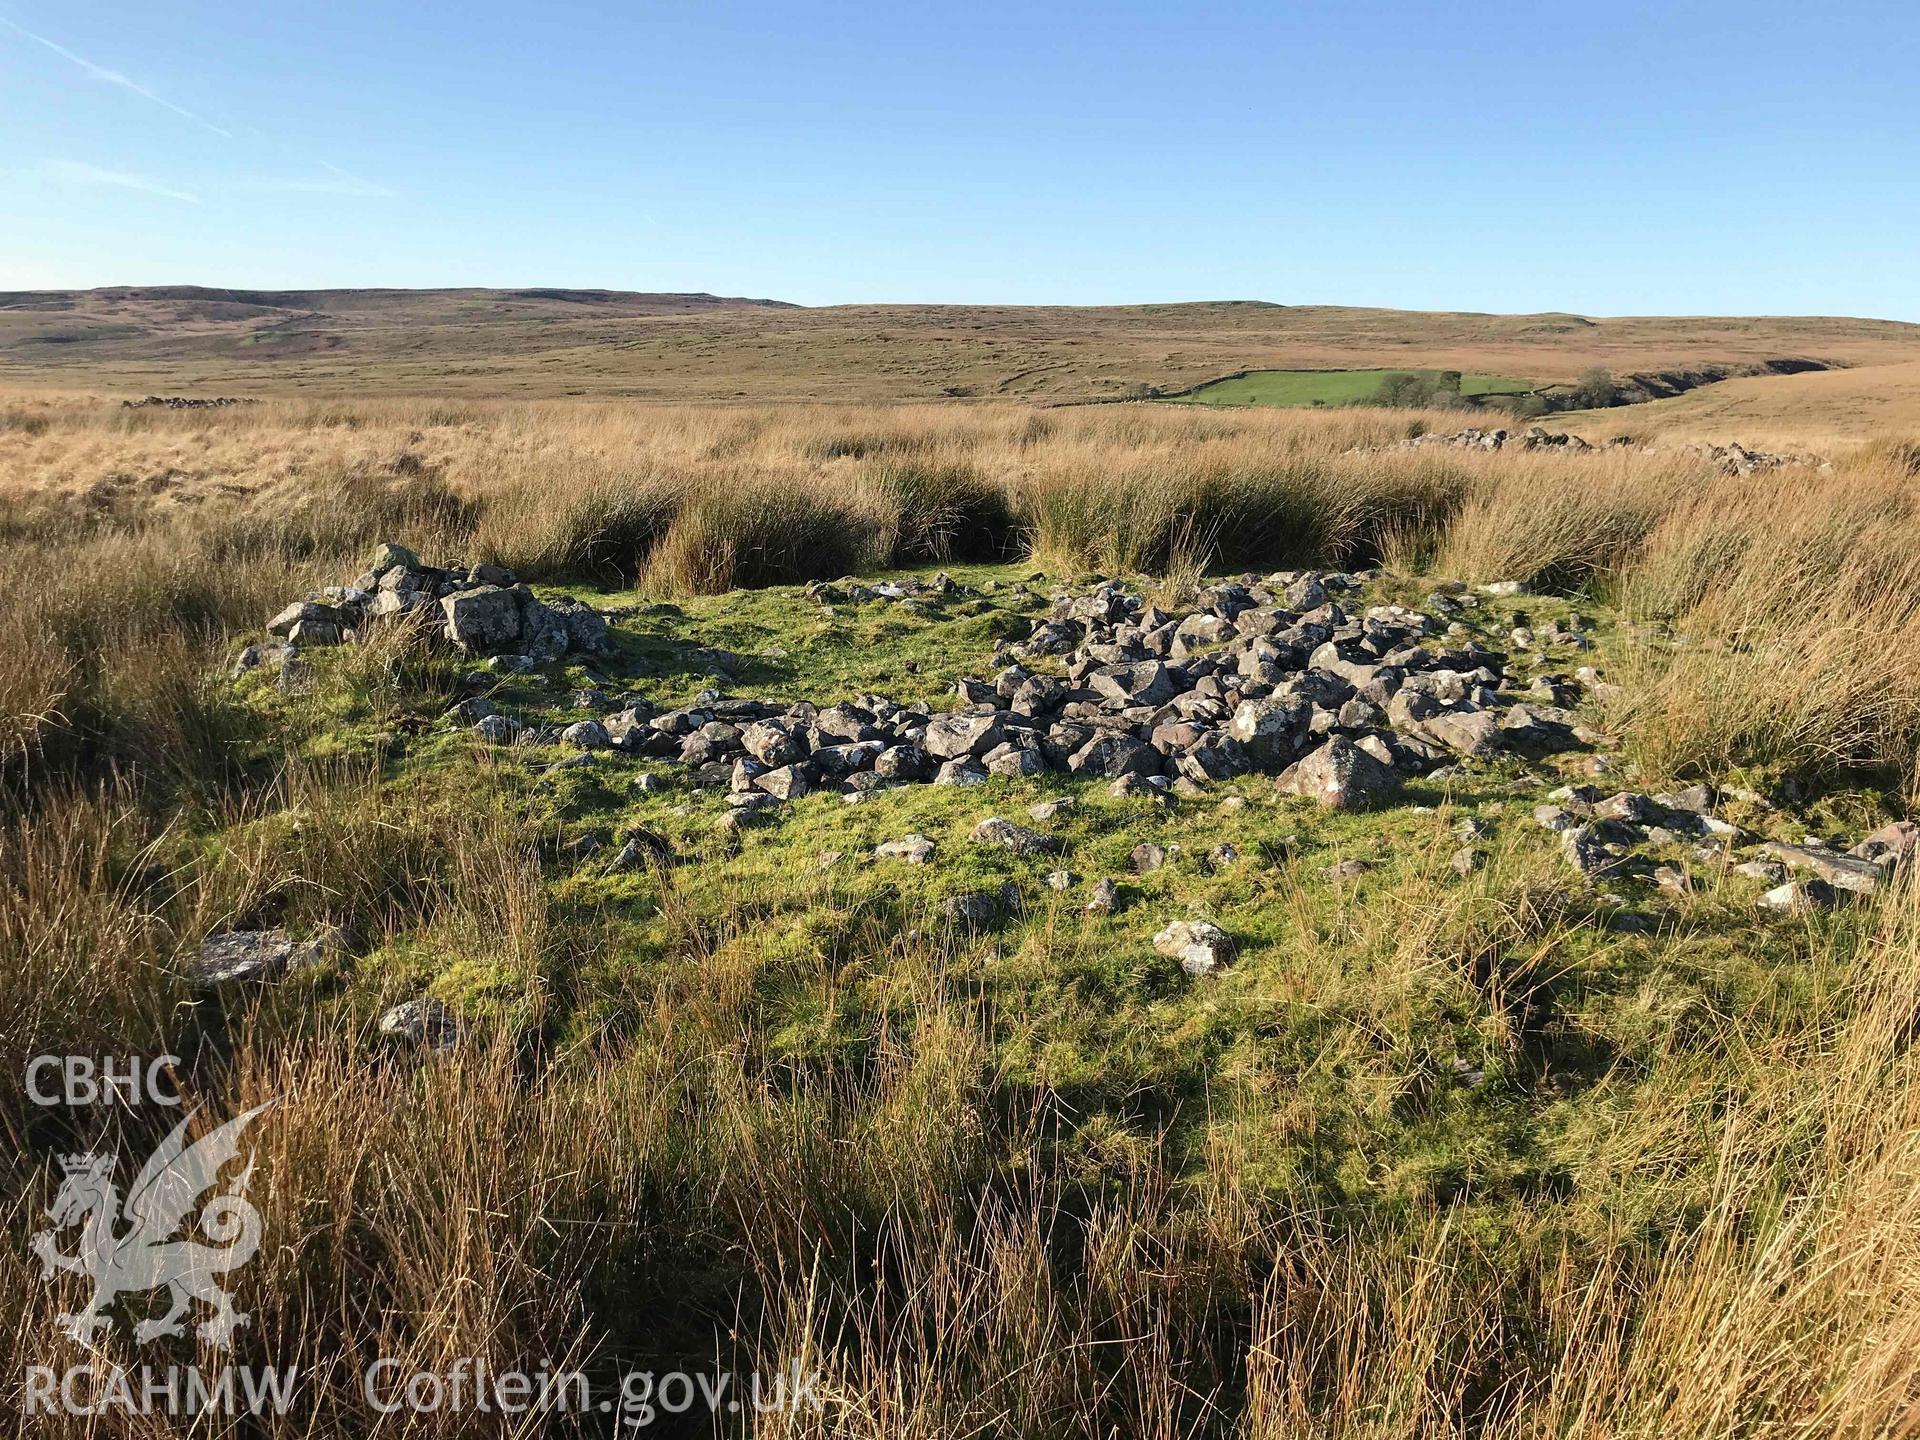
[1683,439,1824,477]
[1327,858,1373,882]
[403,573,1607,818]
[377,998,459,1051]
[1277,736,1399,810]
[923,711,1005,760]
[1085,878,1118,914]
[123,394,253,411]
[970,816,1059,854]
[1853,820,1918,869]
[1423,709,1502,758]
[471,714,523,744]
[1392,427,1609,461]
[442,586,524,652]
[1562,823,1626,878]
[560,719,610,750]
[876,835,937,864]
[1131,842,1169,874]
[933,759,990,787]
[725,792,778,821]
[942,885,1020,934]
[1226,698,1304,769]
[1759,879,1836,914]
[230,641,294,679]
[1152,920,1234,977]
[1764,841,1888,896]
[1653,864,1693,897]
[257,546,613,663]
[607,828,672,869]
[753,764,811,801]
[190,928,336,986]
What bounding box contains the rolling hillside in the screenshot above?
[5,286,1920,407]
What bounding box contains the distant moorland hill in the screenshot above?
[6,285,1920,406]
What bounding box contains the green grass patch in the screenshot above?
[1176,368,1534,408]
[228,559,1869,1224]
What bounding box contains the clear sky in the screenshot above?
[3,1,1916,317]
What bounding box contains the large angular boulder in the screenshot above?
[1068,732,1161,779]
[441,587,523,652]
[1176,732,1248,783]
[1276,736,1398,810]
[742,720,803,767]
[1088,662,1180,707]
[874,744,932,782]
[267,600,345,640]
[1423,709,1502,758]
[546,595,613,653]
[754,764,812,801]
[933,758,989,787]
[1227,698,1306,770]
[923,711,1006,760]
[518,597,572,662]
[1153,920,1234,977]
[970,817,1059,854]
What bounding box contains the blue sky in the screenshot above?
[3,1,1916,316]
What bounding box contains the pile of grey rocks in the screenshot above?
[1681,440,1823,476]
[1537,785,1915,910]
[1392,428,1824,477]
[805,572,969,612]
[505,571,1604,815]
[123,395,252,410]
[1397,426,1607,454]
[240,542,613,676]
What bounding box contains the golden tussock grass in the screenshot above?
[7,393,1918,790]
[3,392,1920,1435]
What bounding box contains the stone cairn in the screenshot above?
[205,557,1913,1011]
[534,570,1601,811]
[505,567,1909,913]
[1394,427,1821,475]
[236,542,613,682]
[122,395,253,410]
[1398,425,1606,454]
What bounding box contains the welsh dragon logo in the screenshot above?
[30,1103,273,1347]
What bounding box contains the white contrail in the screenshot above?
[43,159,198,203]
[4,14,398,199]
[0,14,236,138]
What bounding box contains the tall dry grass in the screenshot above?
[7,863,1915,1437]
[4,392,1920,1435]
[12,391,1915,790]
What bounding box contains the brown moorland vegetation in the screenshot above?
[2,392,1918,1436]
[8,288,1920,404]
